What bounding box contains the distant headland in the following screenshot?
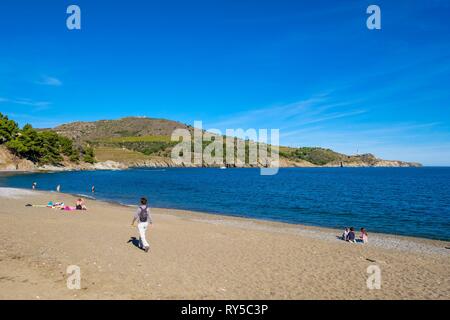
[0,114,422,171]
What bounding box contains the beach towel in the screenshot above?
[25,204,48,208]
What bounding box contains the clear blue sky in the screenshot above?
[0,0,449,165]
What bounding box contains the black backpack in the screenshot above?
[138,206,149,222]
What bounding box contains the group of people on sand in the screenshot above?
[46,196,152,252]
[51,196,153,252]
[342,227,368,244]
[30,181,152,252]
[40,198,88,211]
[30,182,92,211]
[26,198,88,211]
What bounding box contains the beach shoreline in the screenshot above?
[76,191,450,254]
[1,177,449,243]
[1,185,450,251]
[0,187,449,299]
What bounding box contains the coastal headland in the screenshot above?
[0,116,421,172]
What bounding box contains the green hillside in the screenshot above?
[37,116,421,167]
[94,135,176,157]
[279,146,376,166]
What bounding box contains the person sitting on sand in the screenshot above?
[342,227,349,240]
[75,198,87,210]
[346,227,356,242]
[131,197,152,252]
[360,228,368,243]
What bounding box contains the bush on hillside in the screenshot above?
[0,112,19,144]
[82,146,96,164]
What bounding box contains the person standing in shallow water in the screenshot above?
[131,197,152,252]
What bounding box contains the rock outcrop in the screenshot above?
[1,146,128,172]
[0,146,35,171]
[1,144,422,172]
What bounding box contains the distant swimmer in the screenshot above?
[32,182,37,190]
[92,185,95,193]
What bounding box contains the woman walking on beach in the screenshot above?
[131,197,152,252]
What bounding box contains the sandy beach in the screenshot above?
[0,187,448,300]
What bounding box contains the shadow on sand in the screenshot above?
[127,237,144,251]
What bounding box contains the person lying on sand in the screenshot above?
[26,201,65,209]
[59,199,87,211]
[131,197,152,252]
[48,201,65,209]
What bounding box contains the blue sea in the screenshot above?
[1,167,449,241]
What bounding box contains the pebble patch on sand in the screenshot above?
[192,218,450,256]
[0,188,37,199]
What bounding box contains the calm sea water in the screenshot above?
[1,168,449,241]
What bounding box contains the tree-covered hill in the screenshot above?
[0,113,95,166]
